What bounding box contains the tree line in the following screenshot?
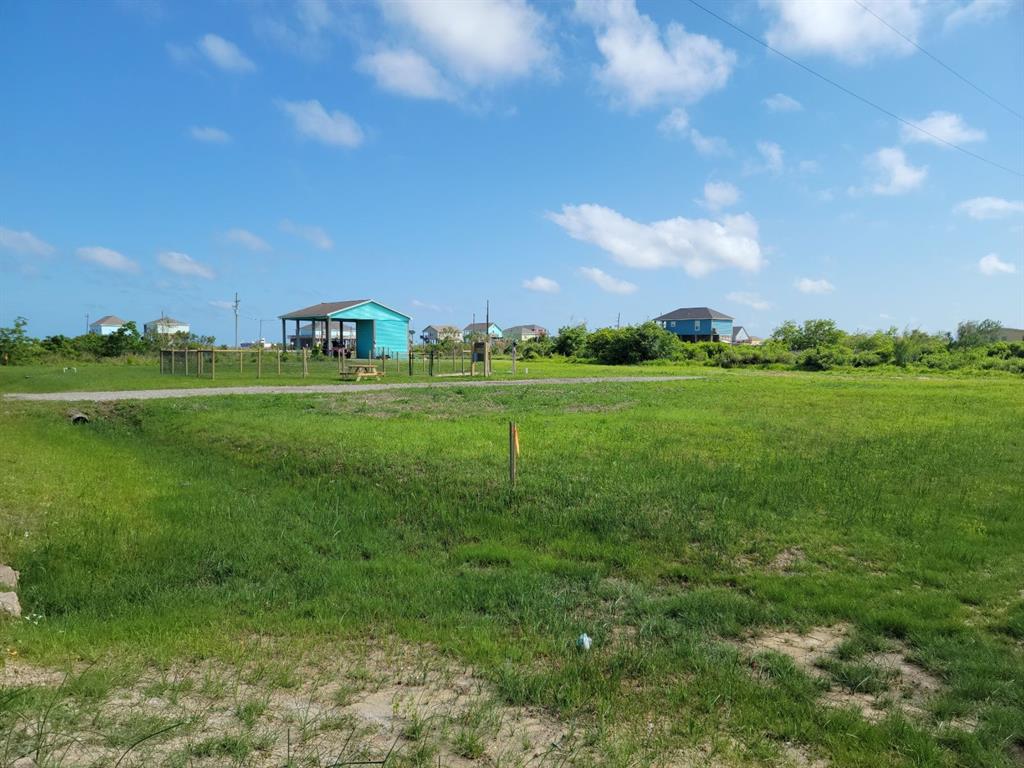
[0,317,215,365]
[510,318,1022,373]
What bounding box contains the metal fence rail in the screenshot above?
[159,346,482,380]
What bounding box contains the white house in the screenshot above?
[503,324,548,342]
[420,325,461,344]
[144,316,190,336]
[89,315,126,336]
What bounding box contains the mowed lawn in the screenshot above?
[0,356,711,394]
[0,373,1022,766]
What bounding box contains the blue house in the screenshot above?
[654,307,734,342]
[279,299,410,358]
[462,322,502,342]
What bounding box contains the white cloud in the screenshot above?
[954,196,1024,220]
[900,111,986,146]
[727,291,771,310]
[579,266,637,294]
[858,147,927,196]
[224,228,270,251]
[0,226,54,256]
[189,126,231,143]
[522,275,560,293]
[279,100,364,148]
[158,251,215,279]
[945,0,1013,31]
[761,0,924,64]
[76,246,140,273]
[702,181,740,211]
[978,253,1016,276]
[575,0,735,108]
[197,33,256,72]
[799,159,820,174]
[763,92,802,112]
[548,204,763,277]
[357,48,456,101]
[796,277,835,294]
[255,0,335,59]
[657,107,689,135]
[379,0,554,86]
[757,140,784,173]
[689,128,730,156]
[280,219,333,250]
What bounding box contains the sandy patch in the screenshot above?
[739,625,943,723]
[0,642,583,767]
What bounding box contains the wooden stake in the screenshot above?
[184,346,189,376]
[509,421,517,486]
[212,350,216,380]
[239,349,243,374]
[257,347,262,378]
[277,350,282,375]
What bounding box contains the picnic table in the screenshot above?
[340,363,382,381]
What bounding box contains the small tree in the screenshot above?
[0,317,34,364]
[954,319,1002,348]
[553,324,588,356]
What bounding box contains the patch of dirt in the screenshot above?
[767,548,806,573]
[744,625,848,666]
[738,625,943,724]
[0,641,585,767]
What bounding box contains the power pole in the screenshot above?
[233,293,240,349]
[85,313,89,334]
[485,299,491,376]
[617,312,621,329]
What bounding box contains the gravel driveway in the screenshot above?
[4,375,704,402]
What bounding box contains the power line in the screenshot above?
[685,0,1023,178]
[852,0,1023,121]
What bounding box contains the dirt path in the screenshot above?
[3,375,703,402]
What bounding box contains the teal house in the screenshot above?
[654,307,733,343]
[279,299,410,358]
[462,322,502,341]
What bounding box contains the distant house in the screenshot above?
[998,327,1024,342]
[144,316,190,336]
[463,322,502,341]
[89,315,126,336]
[732,326,763,346]
[654,307,733,342]
[503,324,548,342]
[421,325,462,344]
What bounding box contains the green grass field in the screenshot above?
[0,356,712,394]
[0,370,1022,766]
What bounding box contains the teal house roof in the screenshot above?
[279,299,411,321]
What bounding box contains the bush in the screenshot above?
[799,344,852,370]
[584,323,684,365]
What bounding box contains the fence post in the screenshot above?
[212,350,216,380]
[185,346,189,376]
[239,349,243,374]
[303,348,308,377]
[277,350,281,375]
[257,347,262,378]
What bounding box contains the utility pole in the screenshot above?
[85,313,89,334]
[617,312,621,329]
[485,299,491,376]
[233,293,240,349]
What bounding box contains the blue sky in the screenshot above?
[2,0,1022,342]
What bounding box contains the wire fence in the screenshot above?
[159,346,484,380]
